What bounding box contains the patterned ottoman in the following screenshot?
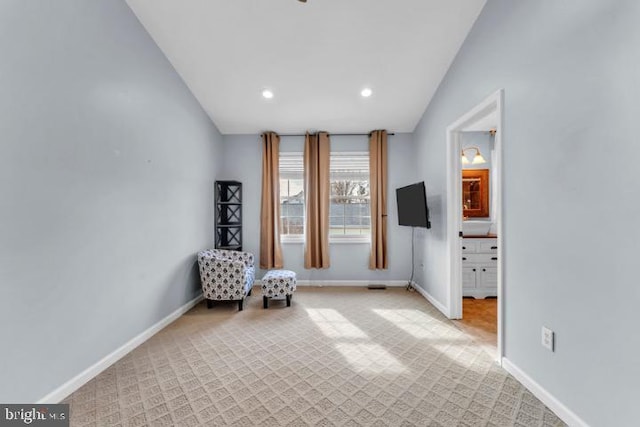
[261,270,297,309]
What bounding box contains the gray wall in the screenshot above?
[412,1,640,425]
[221,134,416,282]
[0,1,223,402]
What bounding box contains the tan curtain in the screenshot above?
[260,132,283,269]
[369,130,388,269]
[304,132,331,269]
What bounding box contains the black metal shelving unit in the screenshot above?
[215,181,242,251]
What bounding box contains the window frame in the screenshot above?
[278,151,371,244]
[328,151,371,244]
[279,152,305,243]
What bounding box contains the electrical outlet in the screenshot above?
[541,326,554,351]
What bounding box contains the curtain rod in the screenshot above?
[263,132,395,137]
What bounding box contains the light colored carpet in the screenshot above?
[64,287,565,426]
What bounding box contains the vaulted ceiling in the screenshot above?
[125,0,486,134]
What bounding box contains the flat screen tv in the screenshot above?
[396,182,431,228]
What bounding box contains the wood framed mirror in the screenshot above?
[462,169,489,218]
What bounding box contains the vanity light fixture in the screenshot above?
[461,146,486,165]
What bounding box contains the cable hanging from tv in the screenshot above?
[396,181,431,291]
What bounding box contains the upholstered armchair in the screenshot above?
[197,249,255,311]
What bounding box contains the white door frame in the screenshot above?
[445,89,504,361]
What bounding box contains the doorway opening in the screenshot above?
[445,89,504,362]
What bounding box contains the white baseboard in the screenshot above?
[462,289,497,299]
[502,358,588,427]
[410,281,449,317]
[38,294,204,404]
[298,280,408,287]
[254,279,408,287]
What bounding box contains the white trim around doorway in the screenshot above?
[445,89,504,362]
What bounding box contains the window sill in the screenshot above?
[330,237,371,244]
[280,236,371,244]
[281,236,304,244]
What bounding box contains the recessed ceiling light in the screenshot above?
[262,89,274,99]
[361,88,373,98]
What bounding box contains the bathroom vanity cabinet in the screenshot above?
[462,237,497,298]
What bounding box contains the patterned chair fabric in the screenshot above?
[261,270,297,308]
[197,249,255,310]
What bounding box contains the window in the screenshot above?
[279,153,304,240]
[330,152,370,241]
[279,151,370,242]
